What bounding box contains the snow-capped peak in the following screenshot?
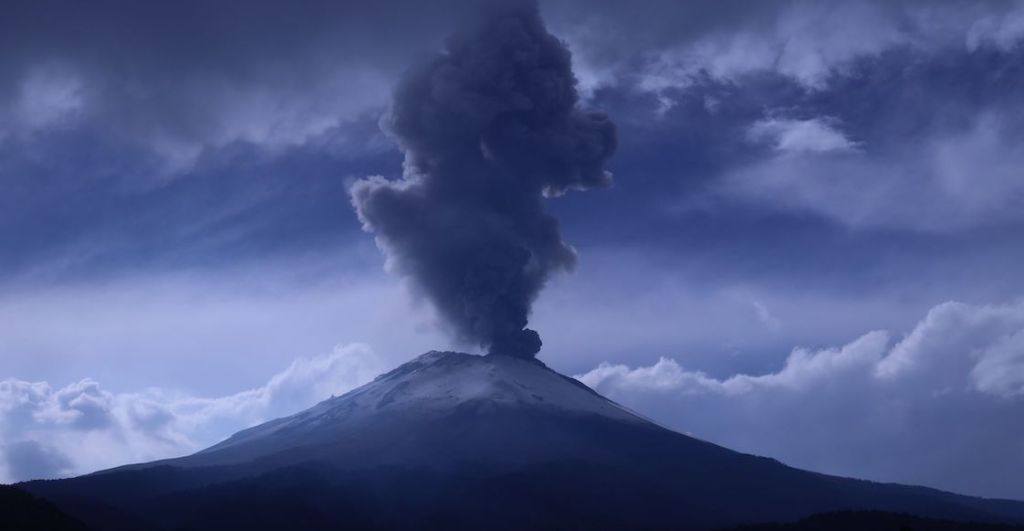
[202,351,647,457]
[339,351,643,421]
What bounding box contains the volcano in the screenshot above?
[21,351,1024,530]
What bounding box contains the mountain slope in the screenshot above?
[0,485,90,531]
[181,350,649,471]
[22,351,1024,531]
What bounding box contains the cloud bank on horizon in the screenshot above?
[0,344,385,484]
[578,300,1024,499]
[352,2,615,359]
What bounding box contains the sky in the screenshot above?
[1,0,1024,500]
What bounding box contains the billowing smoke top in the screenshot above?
[351,2,616,359]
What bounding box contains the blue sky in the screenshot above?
[2,0,1024,499]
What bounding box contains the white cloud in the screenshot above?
[12,64,84,131]
[566,1,1024,99]
[717,111,1024,231]
[967,3,1024,52]
[581,331,888,396]
[577,300,1024,499]
[634,2,910,93]
[750,300,782,331]
[971,329,1024,397]
[747,117,859,155]
[0,343,385,483]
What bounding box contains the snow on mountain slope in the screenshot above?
[177,351,651,467]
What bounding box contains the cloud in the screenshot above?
[4,1,1016,168]
[5,64,85,134]
[3,441,73,482]
[0,1,487,171]
[551,3,1024,238]
[565,3,1024,234]
[3,0,1023,284]
[747,117,858,155]
[558,1,1024,97]
[578,300,1024,499]
[967,4,1024,52]
[971,330,1024,398]
[627,2,907,92]
[716,109,1024,231]
[750,300,783,331]
[0,343,384,483]
[552,5,1024,235]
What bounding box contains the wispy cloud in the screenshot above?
[717,110,1024,231]
[747,117,858,155]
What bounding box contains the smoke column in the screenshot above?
[351,2,616,359]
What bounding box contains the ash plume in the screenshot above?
[351,2,616,359]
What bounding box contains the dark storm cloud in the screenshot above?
[0,0,480,154]
[0,0,1022,292]
[351,2,616,359]
[542,34,1024,303]
[0,0,466,280]
[0,0,577,282]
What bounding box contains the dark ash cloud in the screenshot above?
[352,2,616,359]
